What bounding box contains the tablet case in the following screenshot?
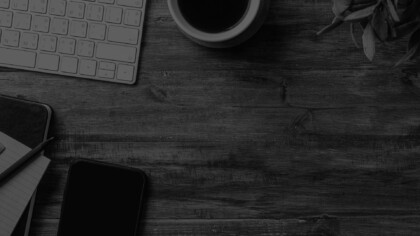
[0,94,53,236]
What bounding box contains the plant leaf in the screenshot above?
[394,0,399,9]
[317,16,344,35]
[344,5,377,22]
[395,44,420,66]
[350,1,377,12]
[386,0,401,22]
[395,28,420,66]
[362,23,376,61]
[333,0,353,16]
[372,6,389,41]
[393,20,420,39]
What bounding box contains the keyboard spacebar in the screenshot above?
[0,47,36,68]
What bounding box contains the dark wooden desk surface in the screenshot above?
[1,0,420,235]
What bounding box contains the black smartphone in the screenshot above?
[58,159,147,236]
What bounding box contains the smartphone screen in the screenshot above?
[58,160,146,236]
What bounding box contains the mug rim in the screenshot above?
[168,0,262,43]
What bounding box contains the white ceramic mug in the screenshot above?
[168,0,271,48]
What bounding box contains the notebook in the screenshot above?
[0,95,53,236]
[0,132,50,236]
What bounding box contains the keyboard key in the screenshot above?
[96,43,136,62]
[49,0,66,16]
[116,64,134,81]
[13,12,31,29]
[0,10,12,27]
[69,20,87,37]
[2,30,20,47]
[98,69,114,79]
[88,23,105,40]
[51,18,68,35]
[99,61,115,70]
[60,56,77,73]
[79,59,96,75]
[37,53,59,70]
[104,6,122,23]
[0,0,9,9]
[32,15,50,32]
[108,26,138,45]
[86,4,103,21]
[58,37,75,54]
[39,35,57,52]
[11,0,28,11]
[123,9,141,26]
[20,32,38,49]
[0,47,36,67]
[77,40,94,57]
[67,2,85,18]
[98,0,114,4]
[117,0,142,8]
[29,0,47,13]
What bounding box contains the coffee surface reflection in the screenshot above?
[178,0,250,33]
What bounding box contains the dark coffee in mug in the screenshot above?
[178,0,250,33]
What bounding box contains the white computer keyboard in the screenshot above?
[0,0,146,84]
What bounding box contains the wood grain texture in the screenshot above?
[0,0,419,235]
[29,217,420,236]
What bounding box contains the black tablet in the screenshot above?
[58,159,147,236]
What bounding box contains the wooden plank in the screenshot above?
[29,217,420,236]
[1,78,420,140]
[1,69,420,111]
[30,139,420,219]
[47,106,420,138]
